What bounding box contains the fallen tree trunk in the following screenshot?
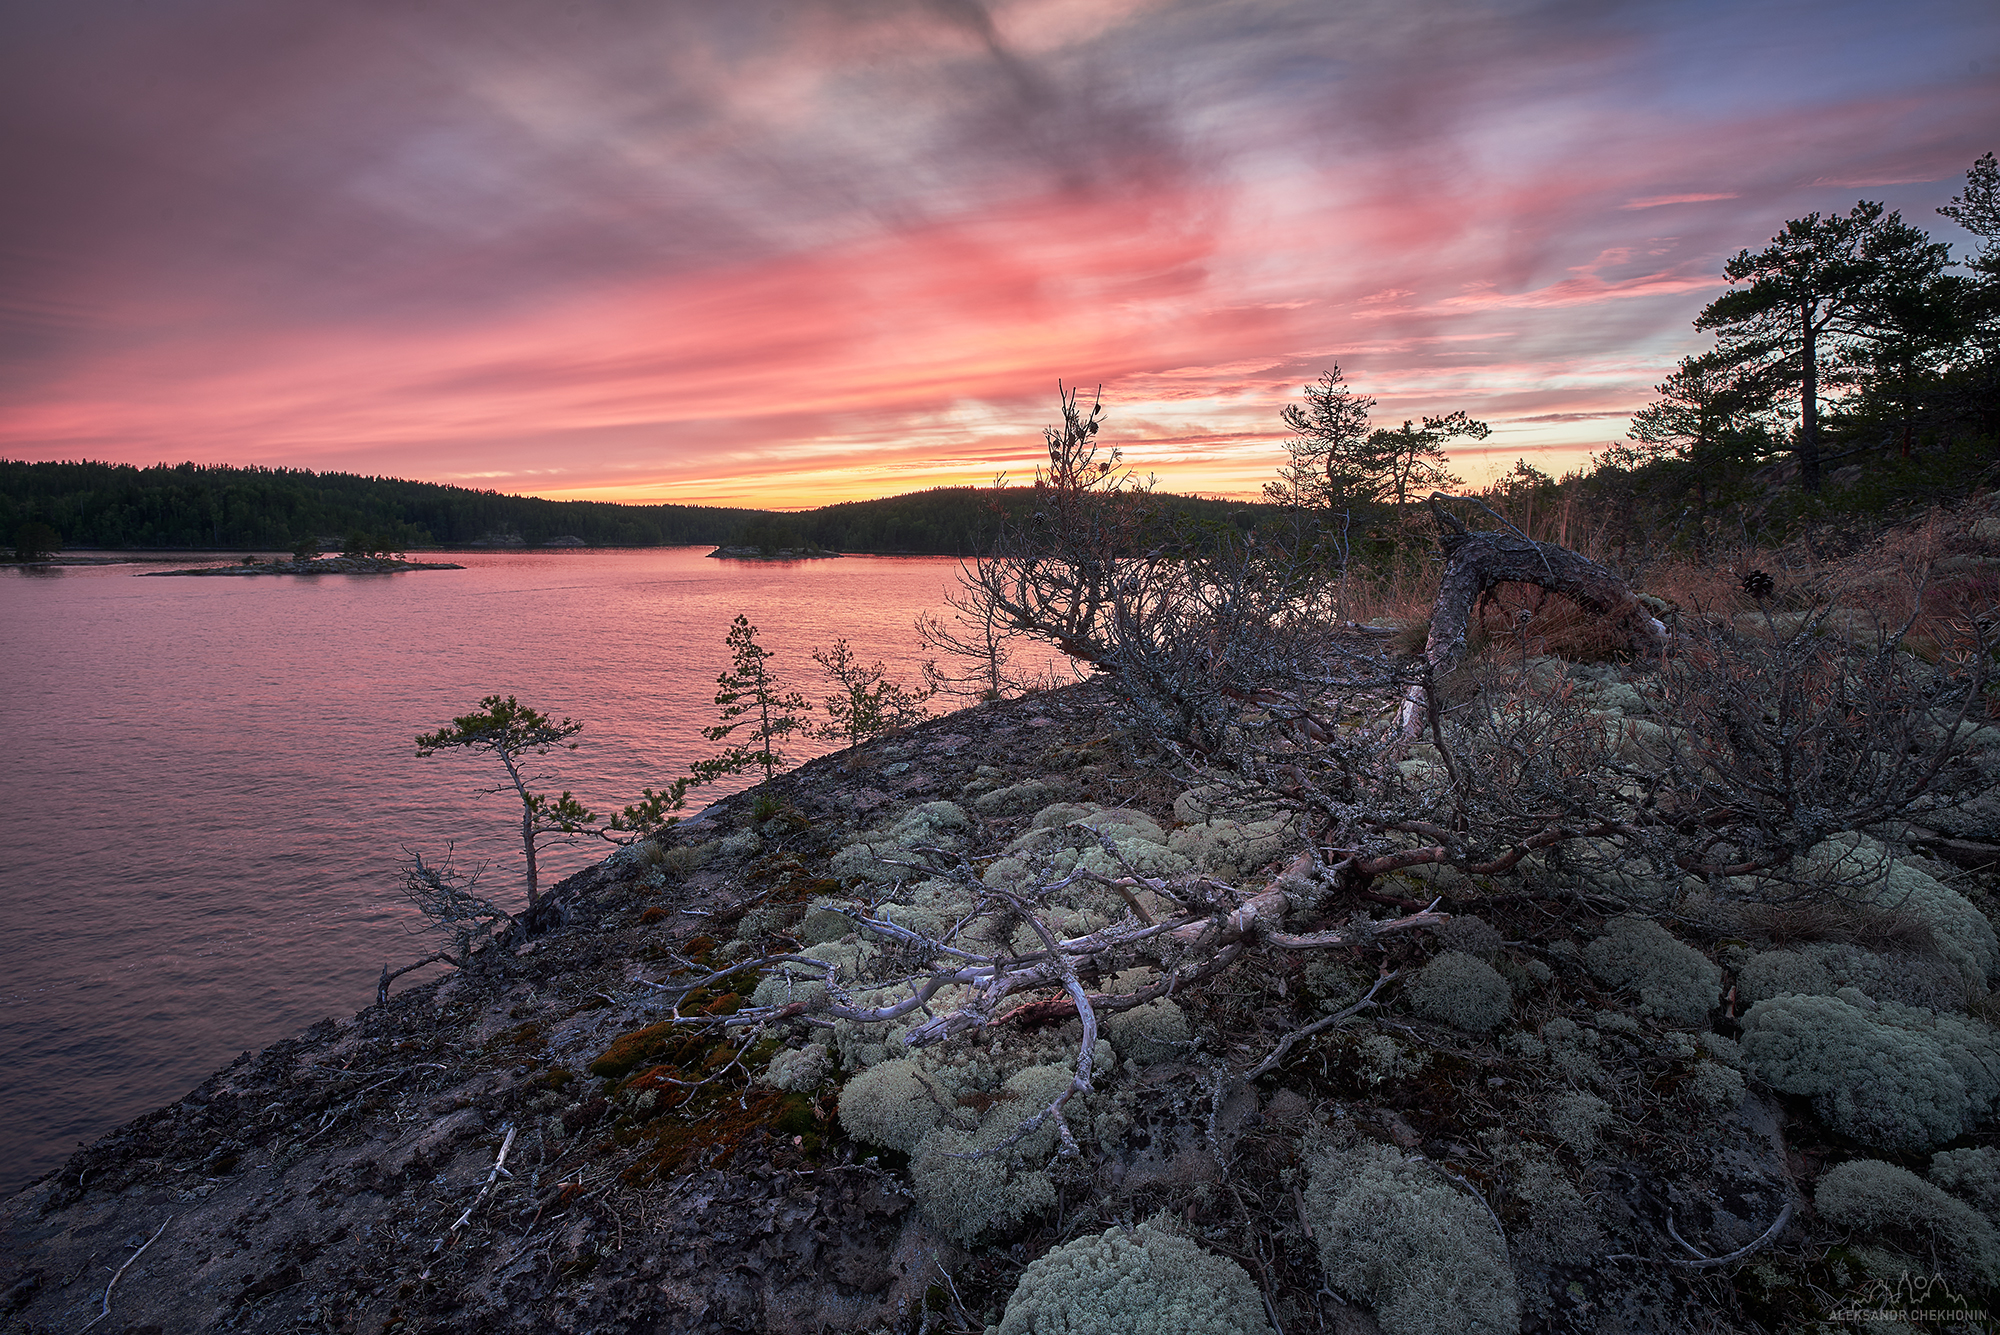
[1397,493,1668,739]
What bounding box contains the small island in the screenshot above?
[140,554,465,577]
[705,544,842,560]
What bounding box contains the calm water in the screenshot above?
[0,548,990,1196]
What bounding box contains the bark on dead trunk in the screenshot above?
[1397,494,1668,739]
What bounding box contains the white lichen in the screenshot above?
[994,1221,1275,1335]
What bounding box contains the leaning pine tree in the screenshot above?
[415,695,597,914]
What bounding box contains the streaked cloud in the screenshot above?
[1622,193,1741,209]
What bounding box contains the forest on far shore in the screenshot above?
[0,458,1266,558]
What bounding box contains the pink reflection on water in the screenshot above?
[0,548,1025,1195]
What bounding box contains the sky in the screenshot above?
[2,0,1997,509]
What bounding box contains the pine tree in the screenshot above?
[694,615,811,785]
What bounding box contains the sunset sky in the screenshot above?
[3,0,1996,509]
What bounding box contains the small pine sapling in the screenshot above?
[693,614,812,785]
[415,695,597,912]
[812,637,933,757]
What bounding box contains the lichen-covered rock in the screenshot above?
[1302,1140,1518,1335]
[1739,993,1969,1151]
[1816,1159,2000,1286]
[993,1222,1275,1335]
[1404,951,1512,1033]
[1582,915,1721,1023]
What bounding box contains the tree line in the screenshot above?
[1,459,1271,558]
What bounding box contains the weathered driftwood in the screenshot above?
[1397,493,1668,738]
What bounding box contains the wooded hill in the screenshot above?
[0,459,1267,555]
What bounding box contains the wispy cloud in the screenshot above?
[1621,193,1740,209]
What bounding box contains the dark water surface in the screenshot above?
[0,548,986,1195]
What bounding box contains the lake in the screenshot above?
[0,548,1024,1197]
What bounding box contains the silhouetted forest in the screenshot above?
[0,460,1269,556]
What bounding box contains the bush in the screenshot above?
[1816,1159,2000,1286]
[1739,993,1968,1150]
[1404,951,1512,1033]
[1582,916,1721,1023]
[994,1222,1275,1335]
[1302,1140,1518,1335]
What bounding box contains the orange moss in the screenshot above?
[620,1090,823,1184]
[588,1022,676,1079]
[640,907,670,925]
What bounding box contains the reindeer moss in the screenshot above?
[1582,915,1721,1023]
[1740,993,1969,1151]
[1101,996,1192,1066]
[838,1057,965,1155]
[1302,1140,1519,1335]
[1808,832,1998,986]
[1930,1147,2000,1222]
[1165,816,1293,883]
[908,1063,1079,1244]
[1816,1159,2000,1286]
[1404,951,1512,1033]
[994,1222,1275,1335]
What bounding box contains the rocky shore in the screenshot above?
[4,671,1998,1334]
